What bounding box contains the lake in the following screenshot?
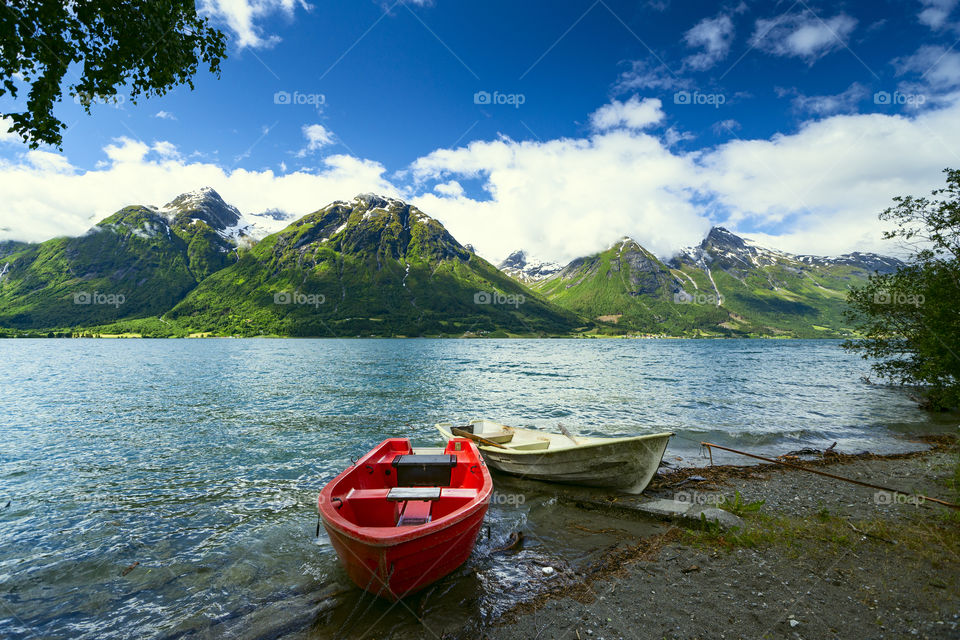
[0,338,952,638]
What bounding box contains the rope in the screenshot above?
[701,441,960,510]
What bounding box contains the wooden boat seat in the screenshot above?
[504,441,550,451]
[386,487,442,501]
[347,487,476,502]
[450,423,514,444]
[438,488,477,499]
[476,429,514,444]
[344,488,391,501]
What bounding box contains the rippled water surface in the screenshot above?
[0,338,952,638]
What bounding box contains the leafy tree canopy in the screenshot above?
[0,0,226,148]
[844,168,960,410]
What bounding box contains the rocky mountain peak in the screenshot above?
[609,235,637,249]
[498,249,562,282]
[670,226,905,277]
[281,195,469,265]
[500,249,530,270]
[702,226,748,250]
[671,227,787,271]
[159,186,241,232]
[352,193,407,210]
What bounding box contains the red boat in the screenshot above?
[318,438,492,600]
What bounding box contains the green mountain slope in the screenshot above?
[1,188,903,338]
[0,188,246,329]
[158,186,249,280]
[533,237,727,334]
[166,194,585,336]
[669,228,903,336]
[0,240,30,259]
[528,228,903,337]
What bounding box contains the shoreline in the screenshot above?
[442,435,960,639]
[0,333,855,340]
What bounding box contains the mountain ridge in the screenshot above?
[0,189,905,337]
[525,226,903,337]
[163,193,583,336]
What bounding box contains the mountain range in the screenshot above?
[0,188,902,338]
[518,227,901,337]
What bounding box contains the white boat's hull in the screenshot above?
[435,421,672,494]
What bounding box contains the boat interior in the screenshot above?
[327,439,485,528]
[453,420,555,451]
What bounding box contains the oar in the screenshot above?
[451,427,508,449]
[557,422,579,445]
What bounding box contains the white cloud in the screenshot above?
[683,14,735,70]
[24,151,74,174]
[104,137,150,164]
[199,0,309,49]
[786,82,868,116]
[917,0,958,29]
[410,130,709,263]
[4,96,960,267]
[0,117,23,144]
[410,94,960,262]
[663,127,695,146]
[296,123,335,157]
[154,111,177,120]
[700,101,960,255]
[751,11,857,62]
[151,141,181,160]
[590,96,665,131]
[434,180,464,197]
[613,59,687,93]
[895,45,960,90]
[0,138,395,242]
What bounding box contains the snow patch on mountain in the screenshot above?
[155,187,293,244]
[243,210,296,240]
[671,227,903,275]
[498,249,563,282]
[795,252,904,272]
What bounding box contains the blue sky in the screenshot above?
[2,0,960,262]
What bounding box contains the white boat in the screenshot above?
[434,419,673,494]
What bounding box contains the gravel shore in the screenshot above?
[476,436,960,640]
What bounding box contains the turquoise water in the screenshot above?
[0,339,951,638]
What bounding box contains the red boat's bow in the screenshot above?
[318,438,492,600]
